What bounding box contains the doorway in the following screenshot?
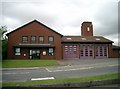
[95,45,108,59]
[29,49,40,59]
[64,45,77,59]
[80,44,94,59]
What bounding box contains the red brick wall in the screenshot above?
[7,21,62,60]
[13,48,29,59]
[112,50,120,58]
[108,44,113,58]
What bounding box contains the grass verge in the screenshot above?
[2,73,119,87]
[2,60,58,68]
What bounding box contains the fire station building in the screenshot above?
[7,20,119,59]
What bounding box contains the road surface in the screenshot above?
[2,58,119,82]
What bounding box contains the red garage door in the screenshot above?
[80,44,94,59]
[95,45,108,59]
[64,45,77,59]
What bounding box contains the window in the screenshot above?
[30,50,32,55]
[95,38,100,40]
[104,47,107,56]
[48,36,54,42]
[65,46,68,47]
[80,49,83,56]
[15,48,20,55]
[87,27,90,31]
[65,50,68,54]
[31,36,36,43]
[22,36,28,43]
[81,38,86,40]
[74,45,77,47]
[73,49,77,54]
[39,36,44,43]
[49,48,54,56]
[69,46,72,47]
[67,38,72,40]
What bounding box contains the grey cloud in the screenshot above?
[1,0,119,45]
[93,1,118,37]
[3,2,58,29]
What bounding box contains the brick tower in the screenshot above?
[81,21,93,36]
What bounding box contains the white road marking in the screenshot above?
[46,63,118,72]
[31,77,55,81]
[46,67,94,72]
[45,68,52,72]
[108,64,118,67]
[2,67,41,71]
[19,72,29,74]
[2,72,29,75]
[3,73,17,75]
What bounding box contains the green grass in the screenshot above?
[2,60,58,68]
[0,61,2,68]
[2,73,119,87]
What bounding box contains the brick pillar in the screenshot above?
[108,44,113,58]
[94,44,96,59]
[78,44,80,59]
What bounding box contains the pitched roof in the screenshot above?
[112,45,120,50]
[62,36,113,43]
[6,20,63,37]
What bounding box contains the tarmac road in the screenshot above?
[2,58,119,82]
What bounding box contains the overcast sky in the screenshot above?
[0,0,119,45]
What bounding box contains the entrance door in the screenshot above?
[80,44,94,59]
[95,45,108,59]
[64,45,77,59]
[29,49,40,59]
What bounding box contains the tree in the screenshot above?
[0,26,7,40]
[0,26,8,59]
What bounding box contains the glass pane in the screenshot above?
[16,48,20,52]
[31,36,36,42]
[30,50,32,55]
[15,53,20,55]
[37,50,40,53]
[22,36,28,42]
[49,48,53,52]
[49,37,53,42]
[32,37,35,40]
[49,48,54,56]
[39,36,44,42]
[65,46,68,47]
